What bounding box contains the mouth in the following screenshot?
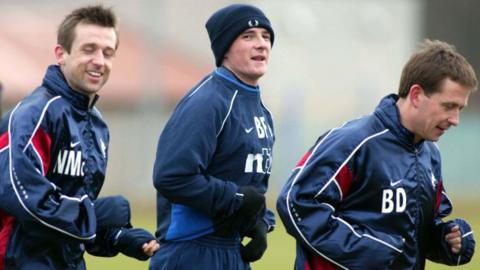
[251,55,266,62]
[436,126,448,134]
[87,70,103,78]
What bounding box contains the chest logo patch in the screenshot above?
[53,149,84,177]
[381,187,407,214]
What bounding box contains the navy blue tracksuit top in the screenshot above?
[0,66,109,269]
[153,67,275,242]
[277,94,475,269]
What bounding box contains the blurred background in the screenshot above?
[1,0,478,269]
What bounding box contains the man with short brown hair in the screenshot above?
[0,5,158,269]
[277,40,476,269]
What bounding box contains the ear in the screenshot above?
[54,44,67,66]
[408,84,424,108]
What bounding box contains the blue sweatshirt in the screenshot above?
[153,67,275,242]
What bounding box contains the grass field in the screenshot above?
[86,201,479,269]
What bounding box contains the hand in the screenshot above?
[114,228,157,261]
[213,186,265,237]
[445,225,462,254]
[142,239,160,257]
[237,186,265,218]
[240,221,268,262]
[438,218,475,265]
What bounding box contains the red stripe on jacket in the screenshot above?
[295,151,312,168]
[336,164,353,198]
[0,133,8,150]
[0,210,15,270]
[303,165,353,270]
[434,181,444,212]
[306,254,340,270]
[31,128,52,175]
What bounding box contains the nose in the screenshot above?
[448,110,460,126]
[91,49,105,67]
[254,35,270,49]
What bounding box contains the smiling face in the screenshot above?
[222,27,271,86]
[411,78,471,142]
[55,23,117,98]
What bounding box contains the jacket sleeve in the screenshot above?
[153,89,241,218]
[263,209,275,232]
[276,132,404,270]
[0,102,96,242]
[426,181,475,265]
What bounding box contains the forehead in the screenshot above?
[72,23,117,49]
[430,78,471,104]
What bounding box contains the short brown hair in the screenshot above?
[57,5,118,53]
[398,39,477,97]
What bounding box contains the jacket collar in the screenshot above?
[42,65,99,110]
[374,94,423,148]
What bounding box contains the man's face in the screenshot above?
[222,27,271,86]
[56,23,117,97]
[414,78,471,142]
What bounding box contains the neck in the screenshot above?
[222,65,259,87]
[60,66,95,107]
[72,87,95,107]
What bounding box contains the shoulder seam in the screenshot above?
[23,96,62,152]
[188,75,213,98]
[216,90,238,138]
[315,128,390,199]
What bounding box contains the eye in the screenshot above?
[442,103,456,110]
[242,33,253,40]
[82,45,96,54]
[103,48,116,59]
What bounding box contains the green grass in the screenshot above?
[86,202,479,269]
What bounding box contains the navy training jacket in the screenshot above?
[153,67,275,242]
[277,94,475,270]
[0,66,117,269]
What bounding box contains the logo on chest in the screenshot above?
[245,116,273,139]
[244,147,272,174]
[53,149,85,177]
[381,187,407,213]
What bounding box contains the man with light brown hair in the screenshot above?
[277,40,476,269]
[0,5,158,269]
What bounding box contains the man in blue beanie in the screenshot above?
[150,3,275,270]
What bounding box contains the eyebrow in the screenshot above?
[241,29,256,34]
[81,42,115,51]
[442,101,466,108]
